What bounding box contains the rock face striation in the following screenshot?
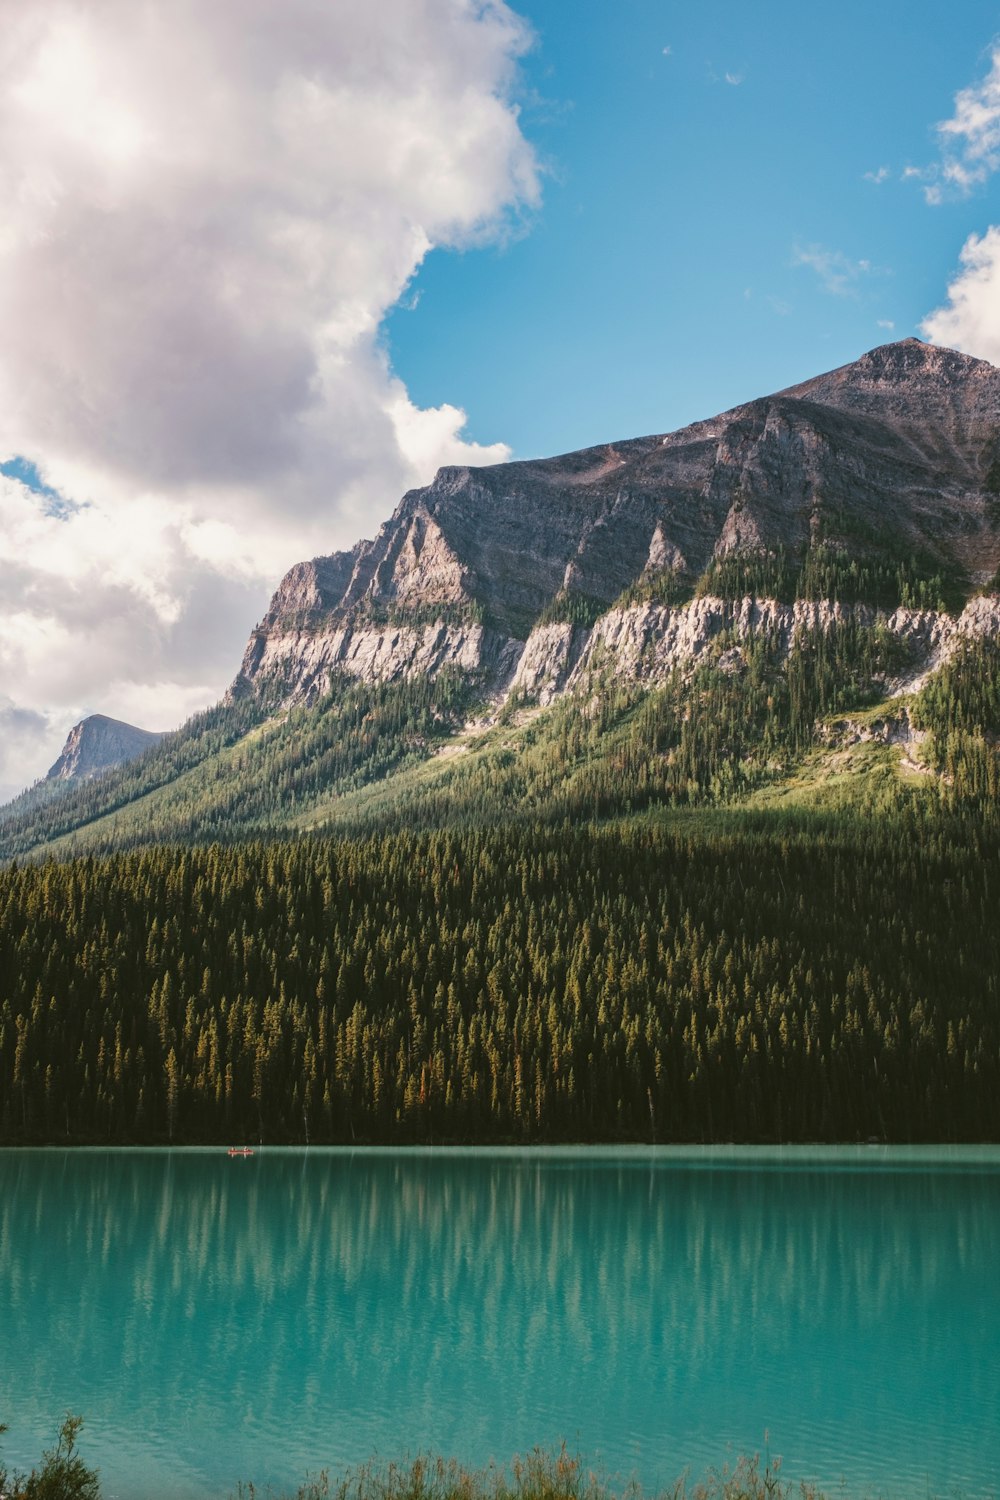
[230,339,1000,708]
[47,715,163,782]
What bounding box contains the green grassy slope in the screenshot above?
[1,565,997,860]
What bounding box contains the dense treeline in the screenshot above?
[2,806,998,1145]
[696,542,963,613]
[911,637,1000,801]
[575,620,913,812]
[535,590,607,629]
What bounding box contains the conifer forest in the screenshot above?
[2,618,998,1145]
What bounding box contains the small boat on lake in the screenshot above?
[227,1146,255,1157]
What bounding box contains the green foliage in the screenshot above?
[696,543,965,613]
[0,697,268,856]
[797,544,957,612]
[0,1416,100,1500]
[1,796,998,1146]
[1,597,993,860]
[3,605,996,1147]
[320,620,917,832]
[696,549,798,604]
[535,592,607,629]
[614,569,695,610]
[911,637,1000,802]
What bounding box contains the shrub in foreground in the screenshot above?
[0,1416,100,1500]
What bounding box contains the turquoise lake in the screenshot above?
[1,1147,998,1500]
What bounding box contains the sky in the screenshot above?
[2,0,1000,798]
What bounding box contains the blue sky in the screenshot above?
[388,0,1000,457]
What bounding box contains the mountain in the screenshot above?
[231,338,1000,710]
[3,339,1000,1147]
[46,714,164,782]
[2,337,1000,858]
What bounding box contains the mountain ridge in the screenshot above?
[230,338,1000,710]
[3,337,1000,857]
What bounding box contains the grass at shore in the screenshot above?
[11,1421,969,1500]
[235,1451,821,1500]
[0,1426,828,1500]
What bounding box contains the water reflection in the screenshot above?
[1,1150,998,1500]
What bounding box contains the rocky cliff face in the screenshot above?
[230,339,1000,710]
[47,715,163,782]
[509,592,1000,704]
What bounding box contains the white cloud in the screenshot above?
[0,0,539,796]
[912,45,1000,202]
[0,471,258,784]
[864,167,890,184]
[877,319,896,330]
[921,225,1000,363]
[791,242,875,298]
[662,46,672,57]
[0,698,53,803]
[936,46,1000,195]
[724,72,743,87]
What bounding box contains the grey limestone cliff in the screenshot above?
[47,715,163,782]
[230,339,1000,711]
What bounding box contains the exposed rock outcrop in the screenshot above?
[239,618,522,706]
[230,339,1000,711]
[47,715,163,782]
[816,708,927,751]
[508,622,592,703]
[504,593,1000,705]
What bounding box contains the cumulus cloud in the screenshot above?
[0,697,52,803]
[921,226,1000,364]
[0,0,539,794]
[0,471,261,784]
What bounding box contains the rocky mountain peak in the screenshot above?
[230,338,1000,708]
[778,337,1000,426]
[47,714,163,782]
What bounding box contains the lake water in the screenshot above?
[1,1147,998,1500]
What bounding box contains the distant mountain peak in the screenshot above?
[47,714,163,782]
